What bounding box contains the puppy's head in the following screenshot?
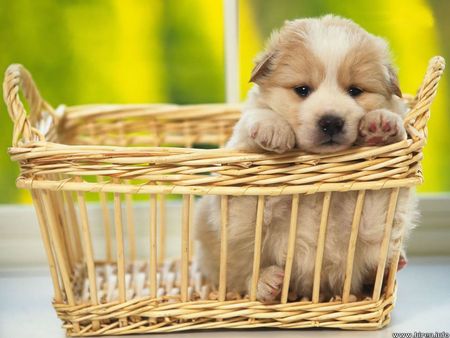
[250,15,402,153]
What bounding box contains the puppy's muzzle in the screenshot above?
[318,114,345,137]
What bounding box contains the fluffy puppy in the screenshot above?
[195,15,417,302]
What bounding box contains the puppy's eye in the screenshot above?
[348,86,363,97]
[294,86,311,97]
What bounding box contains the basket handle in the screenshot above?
[3,64,56,146]
[404,56,446,141]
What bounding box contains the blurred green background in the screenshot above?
[0,0,448,203]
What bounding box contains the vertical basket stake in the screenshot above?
[63,190,83,263]
[385,242,404,297]
[31,190,63,303]
[48,182,74,274]
[312,192,332,303]
[55,175,77,269]
[149,194,158,298]
[342,190,366,303]
[41,190,79,332]
[98,176,113,262]
[281,194,300,304]
[158,195,166,265]
[76,181,100,330]
[385,191,410,297]
[372,188,400,301]
[189,194,195,261]
[113,178,127,327]
[250,195,265,301]
[125,180,137,261]
[218,195,229,301]
[181,195,192,302]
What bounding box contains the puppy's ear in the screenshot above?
[249,51,275,83]
[387,64,402,98]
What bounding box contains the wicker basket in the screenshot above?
[3,57,445,335]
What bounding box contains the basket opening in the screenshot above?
[59,104,241,148]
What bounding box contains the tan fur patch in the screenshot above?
[338,43,391,98]
[253,20,326,89]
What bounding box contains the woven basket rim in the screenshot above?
[3,57,446,193]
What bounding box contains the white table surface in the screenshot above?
[1,256,449,338]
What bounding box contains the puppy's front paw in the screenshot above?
[256,265,285,302]
[358,109,406,146]
[249,119,295,153]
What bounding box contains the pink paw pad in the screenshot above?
[397,256,408,271]
[366,136,383,145]
[359,109,405,146]
[382,122,392,132]
[368,122,377,133]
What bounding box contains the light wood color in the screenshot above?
[149,194,158,298]
[218,195,229,301]
[41,190,75,305]
[342,190,366,303]
[158,195,166,265]
[49,185,74,274]
[51,183,76,270]
[385,191,411,297]
[386,249,402,297]
[250,195,265,301]
[372,188,400,300]
[63,190,83,263]
[112,180,128,327]
[76,181,101,330]
[312,192,332,303]
[189,193,195,261]
[181,195,191,302]
[98,176,113,262]
[281,194,300,303]
[31,190,63,303]
[2,57,445,335]
[125,180,137,261]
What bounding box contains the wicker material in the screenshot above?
[3,57,445,336]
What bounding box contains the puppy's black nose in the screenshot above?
[318,115,344,137]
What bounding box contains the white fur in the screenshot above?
[194,15,417,302]
[308,20,352,80]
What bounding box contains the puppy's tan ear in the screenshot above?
[387,64,402,98]
[249,52,274,83]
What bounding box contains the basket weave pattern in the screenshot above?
[3,57,445,335]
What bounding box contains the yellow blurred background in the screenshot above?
[0,0,448,203]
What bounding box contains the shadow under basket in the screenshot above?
[3,57,445,336]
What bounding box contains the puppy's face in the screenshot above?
[251,15,401,153]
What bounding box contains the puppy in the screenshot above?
[195,15,417,302]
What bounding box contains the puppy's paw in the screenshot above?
[249,119,295,153]
[397,253,408,271]
[358,109,406,146]
[256,265,285,302]
[384,253,408,277]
